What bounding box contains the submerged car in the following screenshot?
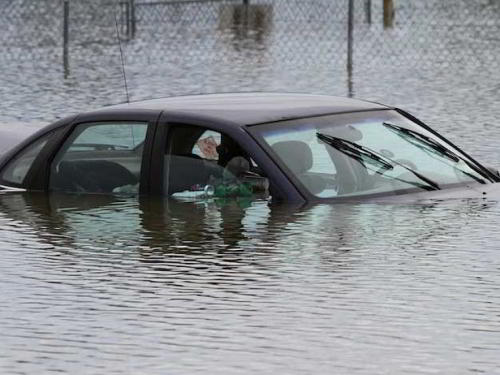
[0,93,499,203]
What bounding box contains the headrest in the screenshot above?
[331,125,363,142]
[223,156,250,181]
[272,140,313,174]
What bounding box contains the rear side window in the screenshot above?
[49,122,148,194]
[1,133,51,185]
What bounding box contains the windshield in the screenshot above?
[252,110,492,199]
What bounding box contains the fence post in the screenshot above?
[347,0,354,97]
[383,0,394,28]
[63,0,70,77]
[129,0,136,39]
[364,0,371,24]
[124,1,130,38]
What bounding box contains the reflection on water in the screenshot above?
[1,192,500,374]
[219,3,273,49]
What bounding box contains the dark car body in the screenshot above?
[0,93,498,203]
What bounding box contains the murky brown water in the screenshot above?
[1,1,500,374]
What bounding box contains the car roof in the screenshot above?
[94,92,391,126]
[0,93,391,166]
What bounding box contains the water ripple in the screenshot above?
[0,193,499,374]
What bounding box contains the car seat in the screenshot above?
[55,160,138,193]
[271,140,326,195]
[322,146,373,195]
[166,154,209,195]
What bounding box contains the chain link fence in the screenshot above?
[1,0,499,72]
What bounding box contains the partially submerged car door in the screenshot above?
[149,112,305,202]
[25,110,160,194]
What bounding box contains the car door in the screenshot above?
[148,112,304,201]
[25,110,160,194]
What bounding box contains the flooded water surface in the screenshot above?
[1,0,500,374]
[1,194,500,374]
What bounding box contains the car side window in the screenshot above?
[164,125,269,198]
[49,122,148,194]
[1,132,52,186]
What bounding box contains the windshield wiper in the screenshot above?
[317,132,440,191]
[383,122,487,184]
[383,122,458,161]
[316,132,393,171]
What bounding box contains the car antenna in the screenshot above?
[113,13,130,104]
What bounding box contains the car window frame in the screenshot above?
[24,110,161,194]
[151,112,302,201]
